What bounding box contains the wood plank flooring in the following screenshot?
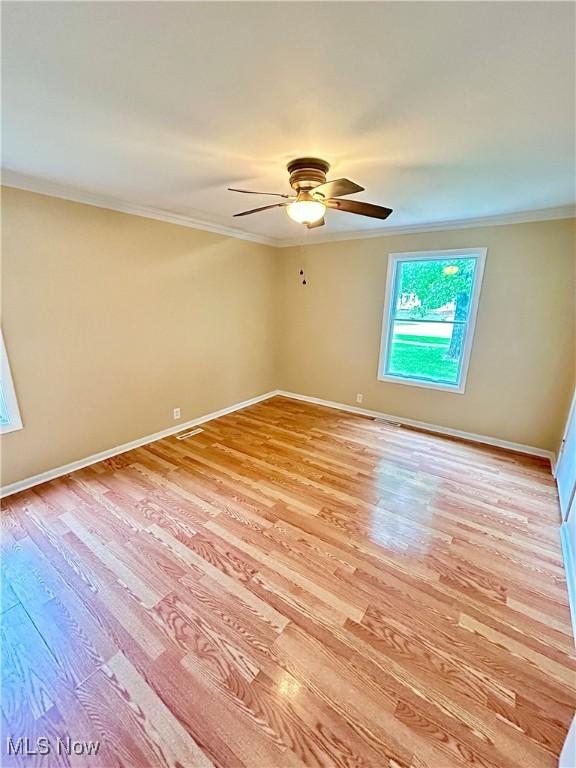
[1,395,574,767]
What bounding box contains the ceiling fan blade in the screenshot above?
[325,198,393,220]
[228,187,293,199]
[306,217,325,229]
[312,178,364,199]
[233,202,288,217]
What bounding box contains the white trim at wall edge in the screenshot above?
[3,171,575,249]
[554,388,576,479]
[275,206,576,247]
[277,391,555,466]
[1,174,276,247]
[560,524,576,648]
[0,391,280,499]
[2,388,555,499]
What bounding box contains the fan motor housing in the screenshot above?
[287,157,330,191]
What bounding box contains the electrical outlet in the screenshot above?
[173,407,181,420]
[356,393,363,404]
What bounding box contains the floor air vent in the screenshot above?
[176,428,204,440]
[373,417,402,427]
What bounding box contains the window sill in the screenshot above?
[377,373,466,394]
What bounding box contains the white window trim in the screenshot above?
[378,247,487,394]
[1,332,23,434]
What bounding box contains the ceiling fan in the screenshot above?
[228,157,393,228]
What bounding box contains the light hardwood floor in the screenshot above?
[1,396,575,767]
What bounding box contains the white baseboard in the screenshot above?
[0,390,280,499]
[560,524,576,650]
[2,387,555,499]
[276,390,556,466]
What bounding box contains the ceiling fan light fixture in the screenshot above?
[228,157,392,225]
[286,199,326,225]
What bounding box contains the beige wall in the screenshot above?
[278,219,576,453]
[1,187,279,486]
[2,187,574,487]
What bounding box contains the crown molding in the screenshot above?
[274,205,576,247]
[1,170,278,247]
[2,169,574,249]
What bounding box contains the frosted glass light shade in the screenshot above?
[286,200,326,224]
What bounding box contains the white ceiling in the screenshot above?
[2,2,575,245]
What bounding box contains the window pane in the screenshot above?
[386,320,464,384]
[393,257,477,322]
[0,332,23,433]
[0,385,10,426]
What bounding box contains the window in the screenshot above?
[378,248,486,393]
[1,332,23,433]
